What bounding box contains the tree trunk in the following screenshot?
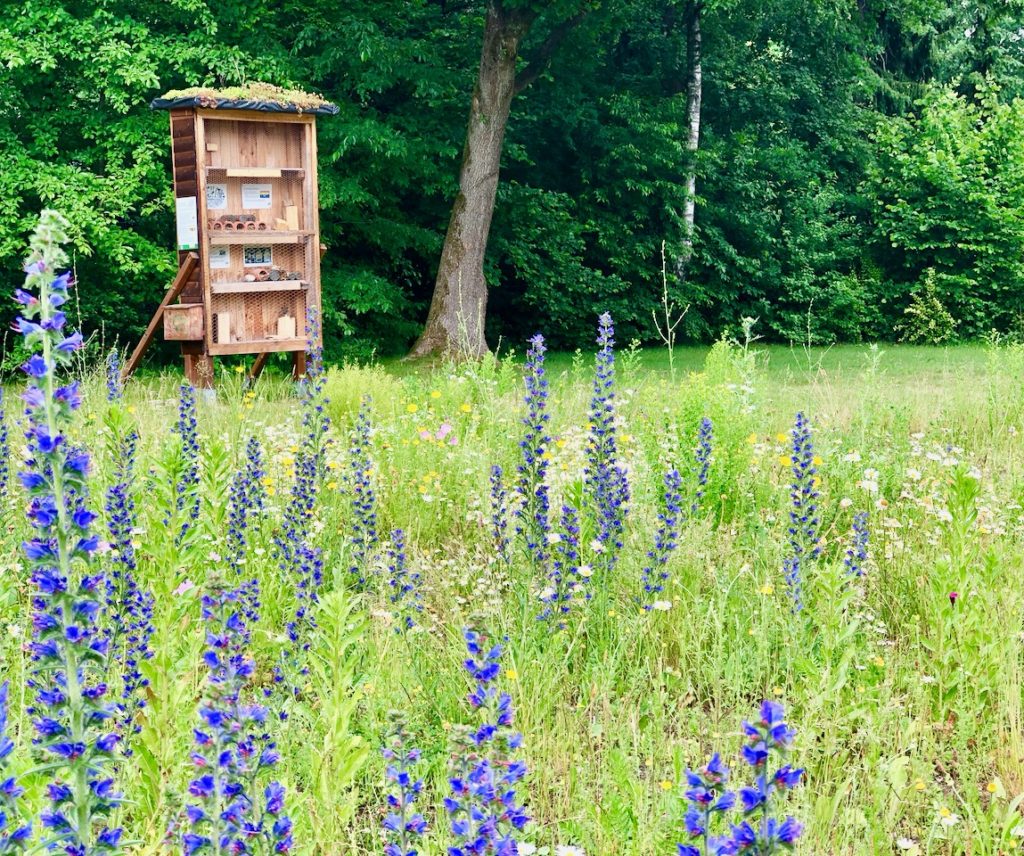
[408,2,532,360]
[678,2,702,274]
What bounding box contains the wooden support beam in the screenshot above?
[292,350,307,380]
[249,352,270,381]
[122,253,199,380]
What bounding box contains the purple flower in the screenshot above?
[16,210,122,853]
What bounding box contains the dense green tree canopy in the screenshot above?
[0,0,1021,361]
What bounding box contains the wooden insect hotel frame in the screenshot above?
[125,87,338,385]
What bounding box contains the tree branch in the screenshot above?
[513,8,588,95]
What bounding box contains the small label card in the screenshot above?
[241,183,272,209]
[210,246,231,269]
[175,196,198,250]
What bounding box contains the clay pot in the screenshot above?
[245,221,257,231]
[255,269,270,282]
[257,222,268,231]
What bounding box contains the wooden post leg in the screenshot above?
[249,352,270,382]
[185,353,215,388]
[292,350,307,381]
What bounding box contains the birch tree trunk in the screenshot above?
[408,2,532,360]
[678,1,703,273]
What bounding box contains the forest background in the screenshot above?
[1,0,1023,362]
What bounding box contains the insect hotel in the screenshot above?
[125,85,338,385]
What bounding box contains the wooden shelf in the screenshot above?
[210,338,308,356]
[210,280,308,294]
[206,167,305,179]
[209,231,310,245]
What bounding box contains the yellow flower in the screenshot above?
[556,439,567,449]
[986,782,997,794]
[659,781,673,792]
[289,445,299,453]
[812,455,823,466]
[327,461,339,470]
[406,403,419,414]
[266,487,276,497]
[541,452,554,461]
[234,364,245,374]
[913,779,926,792]
[747,627,755,636]
[418,485,427,494]
[261,477,274,486]
[772,686,783,696]
[607,609,616,617]
[430,390,441,399]
[126,406,136,415]
[460,403,472,413]
[747,432,758,444]
[505,668,518,681]
[938,806,952,818]
[776,432,788,443]
[779,455,793,467]
[759,584,774,595]
[872,656,885,668]
[327,481,338,490]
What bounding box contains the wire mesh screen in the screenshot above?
[205,172,306,233]
[211,288,307,346]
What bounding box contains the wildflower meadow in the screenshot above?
[2,211,1024,856]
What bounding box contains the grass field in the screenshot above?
[4,330,1024,856]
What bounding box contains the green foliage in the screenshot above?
[2,0,1024,355]
[868,86,1024,339]
[897,269,958,344]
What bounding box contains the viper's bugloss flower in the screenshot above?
[585,314,629,579]
[783,412,819,612]
[170,384,201,546]
[347,395,378,587]
[730,700,804,855]
[298,308,331,481]
[381,711,427,856]
[446,630,529,854]
[489,465,510,563]
[105,350,122,403]
[693,417,713,514]
[387,529,421,631]
[539,504,585,623]
[516,334,551,568]
[226,446,262,639]
[0,390,9,501]
[641,469,682,607]
[103,427,154,748]
[245,436,266,514]
[0,681,31,852]
[273,315,329,701]
[16,210,122,853]
[182,586,292,854]
[677,752,736,856]
[843,512,869,577]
